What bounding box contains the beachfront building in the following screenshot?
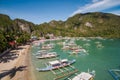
[46,33,55,39]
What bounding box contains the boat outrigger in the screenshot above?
[108,69,120,80]
[36,59,76,71]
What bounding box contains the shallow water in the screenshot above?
[31,38,120,80]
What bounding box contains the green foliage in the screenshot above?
[0,14,34,53]
[45,36,50,39]
[16,32,30,44]
[0,33,8,53]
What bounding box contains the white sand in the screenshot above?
[0,45,35,80]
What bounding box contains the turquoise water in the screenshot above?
[31,38,120,80]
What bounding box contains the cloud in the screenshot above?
[110,10,120,15]
[71,0,120,16]
[92,0,101,3]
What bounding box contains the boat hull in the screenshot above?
[36,54,59,59]
[36,59,76,71]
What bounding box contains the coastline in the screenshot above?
[0,44,36,80]
[29,46,36,80]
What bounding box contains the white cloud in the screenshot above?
[110,10,120,15]
[92,0,101,3]
[71,0,120,16]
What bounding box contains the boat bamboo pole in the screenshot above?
[68,64,75,69]
[44,63,57,75]
[63,67,69,71]
[57,67,64,72]
[67,78,72,80]
[111,69,120,72]
[50,69,57,75]
[44,63,48,66]
[54,69,78,80]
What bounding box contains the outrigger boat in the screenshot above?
[36,59,76,71]
[41,44,54,50]
[36,52,58,59]
[35,50,47,55]
[69,48,87,55]
[72,70,95,80]
[62,45,70,50]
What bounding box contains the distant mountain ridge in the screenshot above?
[0,14,35,34]
[0,12,120,38]
[35,12,120,38]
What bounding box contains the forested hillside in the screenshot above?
[34,12,120,38]
[0,14,35,53]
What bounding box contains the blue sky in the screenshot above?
[0,0,120,24]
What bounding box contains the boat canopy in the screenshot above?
[61,59,68,62]
[49,59,68,65]
[72,72,92,80]
[49,60,60,65]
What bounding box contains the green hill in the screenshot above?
[0,14,35,53]
[35,12,120,38]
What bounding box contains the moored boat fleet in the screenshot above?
[33,38,96,80]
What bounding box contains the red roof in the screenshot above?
[9,41,16,46]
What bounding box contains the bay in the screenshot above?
[31,38,120,80]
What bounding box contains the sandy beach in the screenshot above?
[0,45,35,80]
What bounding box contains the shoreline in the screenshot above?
[29,46,36,80]
[0,44,36,80]
[32,37,107,46]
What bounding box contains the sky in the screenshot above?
[0,0,120,24]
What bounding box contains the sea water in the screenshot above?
[31,38,120,80]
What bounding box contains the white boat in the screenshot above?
[69,48,87,55]
[36,59,76,71]
[37,50,47,53]
[72,70,95,80]
[41,44,54,50]
[36,52,59,59]
[62,45,70,50]
[35,50,47,55]
[96,44,104,48]
[69,46,80,50]
[64,40,77,47]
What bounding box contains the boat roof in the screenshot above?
[49,60,60,65]
[72,72,93,80]
[61,59,68,62]
[49,59,68,65]
[38,50,46,52]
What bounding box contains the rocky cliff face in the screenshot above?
[14,19,35,33]
[0,14,35,34]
